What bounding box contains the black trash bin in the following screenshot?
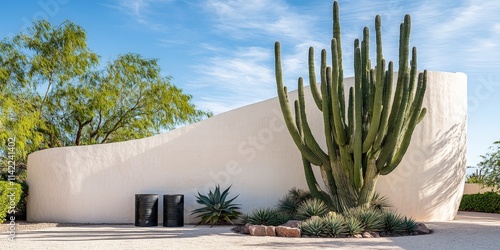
[135,194,158,227]
[163,194,184,227]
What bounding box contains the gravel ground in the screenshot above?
[2,211,500,250]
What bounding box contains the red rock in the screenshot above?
[276,226,301,237]
[266,226,276,236]
[249,225,267,236]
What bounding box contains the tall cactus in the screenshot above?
[275,1,427,212]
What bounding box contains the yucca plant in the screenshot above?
[246,207,280,226]
[346,207,385,232]
[404,216,418,232]
[296,199,329,220]
[191,185,241,226]
[299,216,327,237]
[323,212,347,237]
[384,211,409,233]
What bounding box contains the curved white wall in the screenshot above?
[27,71,467,223]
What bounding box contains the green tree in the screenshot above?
[1,20,210,217]
[1,19,209,155]
[52,53,209,145]
[478,141,500,191]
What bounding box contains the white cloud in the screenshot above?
[114,0,174,31]
[411,1,500,72]
[202,0,317,41]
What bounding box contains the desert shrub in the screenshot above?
[459,192,500,214]
[191,185,241,226]
[322,212,347,237]
[346,207,385,232]
[299,216,327,237]
[277,188,312,218]
[0,181,22,223]
[296,199,329,220]
[384,211,415,233]
[246,207,280,226]
[344,216,364,236]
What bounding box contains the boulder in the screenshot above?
[362,232,373,238]
[244,223,252,234]
[281,220,300,228]
[249,225,267,236]
[266,226,276,236]
[415,222,430,234]
[275,226,301,237]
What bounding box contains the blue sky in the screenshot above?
[1,0,499,170]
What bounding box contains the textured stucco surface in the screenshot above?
[26,71,467,223]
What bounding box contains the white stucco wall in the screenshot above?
[27,71,467,223]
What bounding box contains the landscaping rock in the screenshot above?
[353,234,363,238]
[362,232,373,238]
[244,223,252,234]
[415,222,430,234]
[249,225,267,236]
[370,231,380,238]
[266,226,276,236]
[281,220,300,228]
[275,226,301,237]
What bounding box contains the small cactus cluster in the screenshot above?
[274,1,427,212]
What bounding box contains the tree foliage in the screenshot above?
[477,141,500,191]
[0,19,210,163]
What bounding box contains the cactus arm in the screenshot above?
[361,27,370,139]
[362,15,385,153]
[330,39,348,146]
[333,1,343,74]
[347,87,355,148]
[275,41,322,166]
[297,77,330,164]
[373,62,394,151]
[308,47,323,111]
[381,70,427,175]
[376,72,411,171]
[352,44,363,189]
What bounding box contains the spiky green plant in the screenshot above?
[296,199,329,220]
[246,207,280,226]
[384,211,410,233]
[344,216,364,236]
[370,192,391,211]
[191,185,241,226]
[299,216,327,237]
[275,211,294,225]
[274,1,427,212]
[323,212,348,237]
[404,216,418,232]
[277,188,312,218]
[346,207,385,232]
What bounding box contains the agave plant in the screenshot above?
[191,185,241,226]
[296,198,329,220]
[277,188,312,218]
[384,211,411,233]
[344,216,364,236]
[246,207,280,226]
[346,206,385,232]
[323,212,347,237]
[299,216,327,237]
